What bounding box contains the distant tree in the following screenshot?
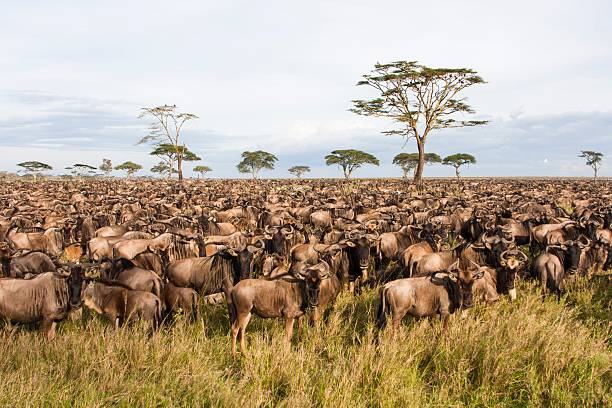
[579,150,603,180]
[151,161,177,179]
[393,153,441,178]
[115,161,142,178]
[193,165,212,179]
[150,143,200,179]
[442,153,476,181]
[65,163,97,178]
[288,165,311,179]
[16,161,52,181]
[351,61,487,184]
[138,104,198,181]
[236,150,278,179]
[99,158,113,177]
[325,149,379,179]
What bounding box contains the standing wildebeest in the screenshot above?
[81,280,162,330]
[167,241,263,314]
[7,227,64,257]
[531,237,587,296]
[99,258,163,299]
[228,261,330,356]
[377,260,484,332]
[0,266,84,340]
[163,282,199,322]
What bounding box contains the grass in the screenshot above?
[0,273,609,407]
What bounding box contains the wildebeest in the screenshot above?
[0,266,84,340]
[377,260,484,332]
[163,282,199,322]
[81,280,162,330]
[228,261,330,356]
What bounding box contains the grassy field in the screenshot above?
[0,274,609,407]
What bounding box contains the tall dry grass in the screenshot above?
[0,274,609,407]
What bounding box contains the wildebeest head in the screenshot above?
[563,235,590,273]
[68,264,85,308]
[448,260,484,309]
[296,261,330,308]
[218,237,265,281]
[480,230,513,266]
[341,229,380,280]
[263,224,295,257]
[500,249,528,299]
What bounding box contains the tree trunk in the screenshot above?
[413,140,426,185]
[455,165,460,181]
[594,167,598,180]
[177,157,183,180]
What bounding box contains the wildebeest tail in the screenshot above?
[191,291,200,322]
[376,285,389,329]
[228,291,238,325]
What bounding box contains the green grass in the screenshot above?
[0,274,609,407]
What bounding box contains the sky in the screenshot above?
[1,0,611,178]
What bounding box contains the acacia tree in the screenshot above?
[579,150,603,180]
[65,163,97,178]
[138,105,198,181]
[237,150,278,179]
[115,161,142,178]
[442,153,476,181]
[393,153,441,178]
[193,165,212,178]
[325,149,379,179]
[150,143,200,178]
[151,161,177,179]
[288,165,310,179]
[17,161,52,181]
[99,158,113,177]
[351,61,487,184]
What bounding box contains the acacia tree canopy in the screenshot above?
[579,150,603,179]
[151,161,177,178]
[393,153,441,178]
[193,165,212,178]
[138,104,198,181]
[351,61,487,184]
[288,165,311,178]
[236,150,278,178]
[325,149,379,179]
[65,163,97,177]
[17,161,53,180]
[442,153,476,180]
[115,161,142,177]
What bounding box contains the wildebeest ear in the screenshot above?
[474,269,485,279]
[447,273,458,282]
[345,241,356,247]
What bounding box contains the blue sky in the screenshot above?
[1,0,611,178]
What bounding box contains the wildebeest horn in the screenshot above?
[578,235,590,248]
[447,260,460,273]
[281,225,294,235]
[265,225,277,234]
[468,259,481,270]
[347,230,360,240]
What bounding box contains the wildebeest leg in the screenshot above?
[284,318,295,347]
[441,311,450,333]
[42,320,57,342]
[114,316,120,330]
[239,313,251,354]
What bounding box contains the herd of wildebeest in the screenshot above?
[0,178,610,356]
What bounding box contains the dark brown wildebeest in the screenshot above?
[0,266,84,340]
[163,282,199,322]
[167,241,263,313]
[3,250,57,278]
[81,280,162,330]
[228,261,330,356]
[377,260,484,332]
